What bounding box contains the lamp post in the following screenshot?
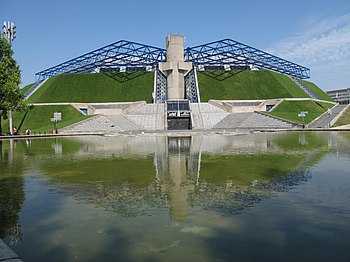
[2,21,16,44]
[51,112,62,134]
[298,111,308,128]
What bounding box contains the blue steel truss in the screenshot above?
[35,40,166,80]
[36,38,310,80]
[184,39,310,79]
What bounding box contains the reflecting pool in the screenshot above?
[1,132,350,261]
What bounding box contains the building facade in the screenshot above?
[327,88,350,104]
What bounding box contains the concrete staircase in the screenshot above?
[60,115,141,134]
[23,79,47,99]
[214,112,296,129]
[308,104,348,128]
[60,101,300,133]
[60,103,165,133]
[125,103,165,130]
[290,76,319,99]
[190,103,229,129]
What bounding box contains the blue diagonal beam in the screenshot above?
[36,38,309,80]
[185,38,310,79]
[36,40,166,80]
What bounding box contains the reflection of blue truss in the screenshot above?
[184,39,310,79]
[36,38,310,80]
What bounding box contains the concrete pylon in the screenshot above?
[159,35,192,100]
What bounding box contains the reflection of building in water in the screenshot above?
[52,139,62,155]
[41,133,334,220]
[155,136,200,220]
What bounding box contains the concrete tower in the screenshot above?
[159,35,192,100]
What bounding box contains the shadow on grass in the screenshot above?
[200,70,246,81]
[102,71,148,83]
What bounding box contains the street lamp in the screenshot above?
[298,111,308,128]
[51,112,62,134]
[2,21,16,44]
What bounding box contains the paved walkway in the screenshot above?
[308,104,347,128]
[0,239,23,262]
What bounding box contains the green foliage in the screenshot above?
[268,100,334,124]
[333,106,350,127]
[0,38,26,134]
[3,105,89,133]
[197,70,310,101]
[302,80,334,102]
[28,72,154,103]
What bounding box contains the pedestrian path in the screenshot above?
[308,104,347,128]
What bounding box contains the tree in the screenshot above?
[0,37,26,135]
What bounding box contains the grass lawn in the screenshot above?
[333,106,350,127]
[268,100,334,124]
[2,105,89,134]
[20,83,34,95]
[302,80,334,102]
[197,70,310,101]
[28,72,154,103]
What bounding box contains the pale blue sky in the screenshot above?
[1,0,350,90]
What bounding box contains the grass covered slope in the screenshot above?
[4,105,89,133]
[301,80,334,102]
[333,105,350,127]
[197,70,310,101]
[20,83,34,95]
[28,72,154,103]
[268,100,334,124]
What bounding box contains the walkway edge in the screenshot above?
[0,239,23,262]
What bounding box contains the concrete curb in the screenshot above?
[0,239,23,262]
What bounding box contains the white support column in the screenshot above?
[9,109,13,135]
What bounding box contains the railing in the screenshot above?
[23,79,47,99]
[290,76,319,99]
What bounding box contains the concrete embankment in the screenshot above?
[0,239,23,262]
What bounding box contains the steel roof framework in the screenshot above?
[36,40,166,80]
[184,39,310,79]
[35,38,310,80]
